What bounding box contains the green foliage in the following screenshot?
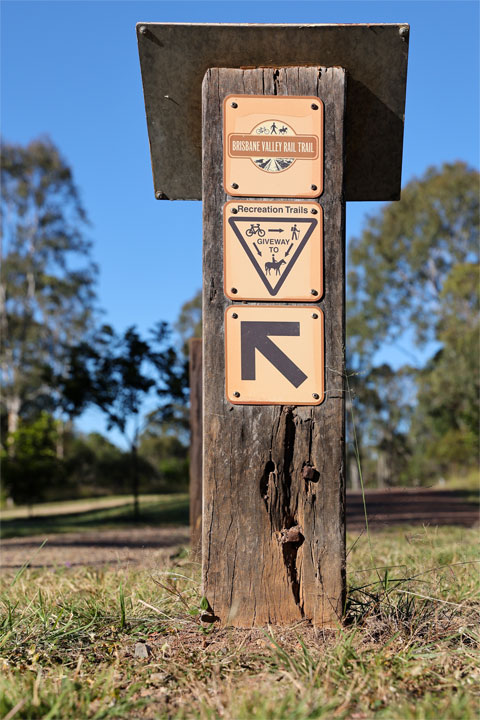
[139,425,189,491]
[406,261,479,480]
[0,138,97,444]
[57,323,189,515]
[157,456,189,490]
[348,364,416,487]
[1,137,189,506]
[63,432,131,497]
[59,323,187,438]
[2,418,187,508]
[2,412,61,506]
[348,161,479,357]
[347,162,479,485]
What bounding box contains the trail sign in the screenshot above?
[225,305,324,405]
[138,25,409,628]
[224,95,323,198]
[224,201,323,301]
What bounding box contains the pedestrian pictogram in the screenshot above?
[224,201,323,301]
[224,95,323,198]
[225,305,324,405]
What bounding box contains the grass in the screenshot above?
[0,494,189,540]
[0,525,479,719]
[437,469,480,503]
[0,495,176,520]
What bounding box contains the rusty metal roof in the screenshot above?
[136,23,409,202]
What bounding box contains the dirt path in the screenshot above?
[1,489,477,570]
[347,487,478,530]
[0,527,191,570]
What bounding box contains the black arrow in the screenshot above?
[241,321,308,388]
[268,228,284,233]
[253,242,262,257]
[285,243,293,257]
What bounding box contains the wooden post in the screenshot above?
[189,337,203,560]
[202,67,346,627]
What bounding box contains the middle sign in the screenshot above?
[224,201,323,302]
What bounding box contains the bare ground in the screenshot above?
[0,488,477,569]
[0,527,191,570]
[347,487,479,530]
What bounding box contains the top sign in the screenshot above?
[138,23,409,201]
[223,95,323,198]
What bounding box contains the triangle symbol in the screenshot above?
[228,216,318,296]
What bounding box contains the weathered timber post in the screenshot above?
[202,67,345,626]
[189,337,203,559]
[136,22,409,628]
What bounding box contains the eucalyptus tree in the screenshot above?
[174,288,202,358]
[347,161,479,483]
[347,161,479,359]
[410,262,479,478]
[0,138,97,447]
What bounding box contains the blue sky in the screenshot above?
[2,0,479,444]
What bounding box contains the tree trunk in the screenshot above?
[349,455,360,491]
[376,450,388,489]
[202,66,346,627]
[6,395,21,456]
[131,443,140,519]
[56,419,65,459]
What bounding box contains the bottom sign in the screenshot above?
[225,305,324,405]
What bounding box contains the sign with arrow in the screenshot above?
[225,305,324,405]
[224,201,323,301]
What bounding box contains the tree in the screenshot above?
[174,289,202,358]
[59,323,186,518]
[348,162,479,359]
[1,412,60,511]
[409,262,480,479]
[347,364,416,487]
[0,138,97,447]
[347,162,479,484]
[138,425,189,491]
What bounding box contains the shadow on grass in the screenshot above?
[0,495,189,540]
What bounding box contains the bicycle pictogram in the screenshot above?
[245,223,266,238]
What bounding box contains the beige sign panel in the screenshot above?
[225,305,324,405]
[224,201,323,302]
[224,95,323,198]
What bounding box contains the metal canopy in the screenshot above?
[136,23,409,202]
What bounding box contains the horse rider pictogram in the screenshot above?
[265,257,286,276]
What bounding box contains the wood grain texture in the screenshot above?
[189,338,203,560]
[202,67,346,627]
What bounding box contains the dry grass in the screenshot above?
[0,525,479,719]
[0,495,172,521]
